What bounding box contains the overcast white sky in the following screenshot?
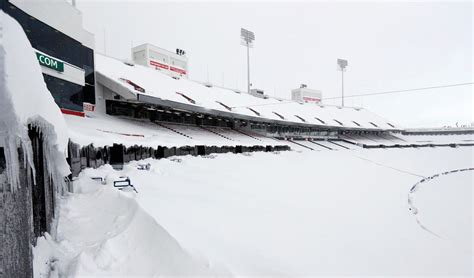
[77,0,473,128]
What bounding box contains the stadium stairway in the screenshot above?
[330,140,357,149]
[232,129,263,141]
[308,140,333,150]
[287,139,315,150]
[327,140,351,150]
[199,126,234,141]
[154,122,193,139]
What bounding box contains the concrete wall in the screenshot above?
[0,147,34,278]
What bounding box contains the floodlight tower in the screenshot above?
[241,28,255,94]
[337,59,348,106]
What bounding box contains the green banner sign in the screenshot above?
[36,52,64,72]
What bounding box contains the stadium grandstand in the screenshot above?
[93,53,399,133]
[61,51,474,173]
[67,53,403,149]
[3,0,471,177]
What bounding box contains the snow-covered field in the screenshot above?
[35,147,473,277]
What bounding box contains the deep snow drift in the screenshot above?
[35,147,473,277]
[33,168,220,277]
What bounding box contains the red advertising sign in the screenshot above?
[150,60,169,70]
[170,66,187,75]
[302,96,321,103]
[83,102,96,112]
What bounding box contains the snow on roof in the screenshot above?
[95,53,400,131]
[0,11,70,189]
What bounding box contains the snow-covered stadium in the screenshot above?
[0,1,472,277]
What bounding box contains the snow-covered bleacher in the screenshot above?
[277,139,359,151]
[398,133,474,145]
[95,54,399,132]
[339,132,474,148]
[67,54,474,151]
[329,140,356,149]
[312,140,352,150]
[65,113,278,148]
[202,126,272,143]
[340,133,408,146]
[65,111,472,151]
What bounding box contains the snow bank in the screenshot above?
[0,11,69,189]
[33,166,220,277]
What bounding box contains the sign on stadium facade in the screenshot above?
[291,85,323,104]
[36,52,64,72]
[132,43,188,79]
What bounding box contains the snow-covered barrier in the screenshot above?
[0,10,70,277]
[67,141,290,177]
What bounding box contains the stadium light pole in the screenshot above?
[337,59,348,106]
[241,28,255,94]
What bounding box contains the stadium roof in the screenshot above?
[95,53,400,131]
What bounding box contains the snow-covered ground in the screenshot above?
[35,147,473,277]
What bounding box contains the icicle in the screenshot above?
[28,118,70,194]
[0,31,22,191]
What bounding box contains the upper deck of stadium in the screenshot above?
[95,53,400,132]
